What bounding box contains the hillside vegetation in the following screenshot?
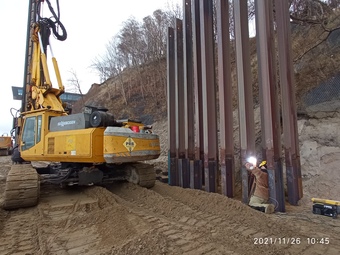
[73,2,340,124]
[74,60,168,124]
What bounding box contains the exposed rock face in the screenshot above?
[298,102,340,203]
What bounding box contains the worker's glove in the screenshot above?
[245,162,254,170]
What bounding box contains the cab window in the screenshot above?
[37,115,42,143]
[21,117,36,151]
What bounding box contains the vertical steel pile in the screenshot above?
[199,0,218,192]
[167,26,178,186]
[192,0,203,189]
[174,19,188,187]
[183,0,197,189]
[234,0,256,204]
[255,0,285,211]
[167,0,302,210]
[275,0,303,205]
[216,0,235,197]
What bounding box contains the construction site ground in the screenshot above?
[0,156,339,255]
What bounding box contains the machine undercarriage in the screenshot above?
[3,161,156,210]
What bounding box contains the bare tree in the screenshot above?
[285,0,340,62]
[118,17,147,67]
[142,10,169,62]
[164,0,183,20]
[105,36,129,105]
[91,56,113,82]
[67,69,85,106]
[87,2,187,105]
[68,69,84,94]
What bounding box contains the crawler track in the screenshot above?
[3,164,39,210]
[126,162,156,188]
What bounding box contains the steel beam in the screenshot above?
[167,27,178,186]
[199,0,218,193]
[275,0,302,205]
[234,0,256,203]
[175,18,186,187]
[175,19,185,160]
[255,0,285,212]
[216,0,235,197]
[169,157,179,186]
[183,0,194,188]
[192,0,203,190]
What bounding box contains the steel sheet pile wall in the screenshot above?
[167,0,302,211]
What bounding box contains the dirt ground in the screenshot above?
[0,156,340,255]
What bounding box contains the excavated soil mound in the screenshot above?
[1,155,340,254]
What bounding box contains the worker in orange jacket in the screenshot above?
[245,160,275,214]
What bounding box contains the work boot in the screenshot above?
[250,206,266,213]
[265,204,275,214]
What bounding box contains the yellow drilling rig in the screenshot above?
[4,0,160,210]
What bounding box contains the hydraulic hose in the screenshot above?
[36,0,67,42]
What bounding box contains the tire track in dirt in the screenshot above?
[106,191,226,254]
[108,182,340,255]
[35,184,156,255]
[107,182,293,255]
[1,184,156,255]
[0,208,39,255]
[1,175,339,254]
[36,193,101,254]
[153,182,340,255]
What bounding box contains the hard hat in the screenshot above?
[259,160,267,168]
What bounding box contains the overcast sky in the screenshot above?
[0,0,181,135]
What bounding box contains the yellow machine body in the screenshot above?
[312,198,340,206]
[20,110,160,163]
[0,136,12,149]
[0,135,12,156]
